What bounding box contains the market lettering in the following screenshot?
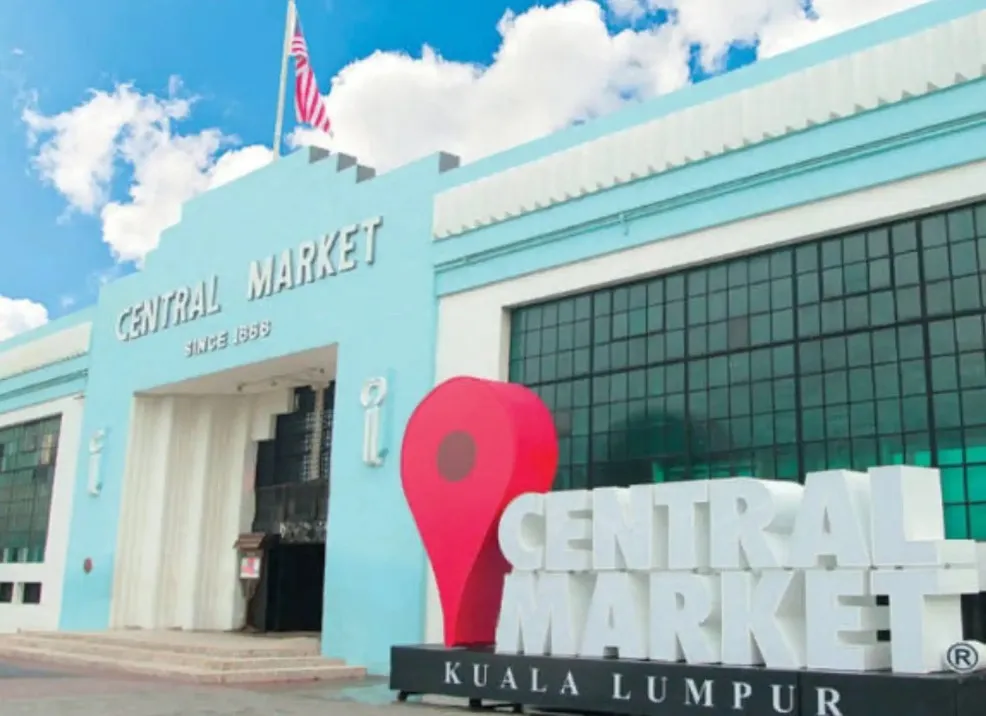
[246,215,382,301]
[495,467,982,675]
[116,275,221,342]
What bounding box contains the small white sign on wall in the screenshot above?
[361,377,387,467]
[87,429,106,496]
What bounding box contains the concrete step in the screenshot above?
[5,631,319,657]
[0,644,365,683]
[192,665,367,685]
[0,631,366,684]
[0,633,325,669]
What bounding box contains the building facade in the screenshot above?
[1,0,985,676]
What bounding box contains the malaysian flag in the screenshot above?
[289,15,332,135]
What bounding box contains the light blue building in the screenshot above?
[0,0,985,676]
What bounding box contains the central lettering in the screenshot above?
[116,275,222,342]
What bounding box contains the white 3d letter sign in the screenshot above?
[495,467,983,674]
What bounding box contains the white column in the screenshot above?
[176,399,213,629]
[134,397,176,628]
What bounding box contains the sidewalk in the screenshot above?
[0,659,460,716]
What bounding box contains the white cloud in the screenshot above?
[757,0,932,58]
[605,0,931,67]
[24,0,931,265]
[607,0,648,21]
[23,80,272,264]
[0,297,48,342]
[87,264,127,291]
[209,145,275,189]
[292,1,691,171]
[23,85,193,215]
[290,0,931,168]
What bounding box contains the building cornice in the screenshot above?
[434,107,986,277]
[432,9,986,240]
[0,322,91,384]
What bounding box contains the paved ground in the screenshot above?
[0,659,464,716]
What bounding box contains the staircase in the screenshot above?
[0,630,366,684]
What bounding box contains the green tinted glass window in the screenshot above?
[508,200,986,537]
[0,416,61,564]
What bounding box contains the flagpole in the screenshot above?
[272,0,296,159]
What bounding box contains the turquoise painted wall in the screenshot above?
[56,149,455,674]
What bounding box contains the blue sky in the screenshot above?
[0,0,914,338]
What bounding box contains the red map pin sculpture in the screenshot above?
[401,376,559,647]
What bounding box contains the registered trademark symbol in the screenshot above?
[945,642,980,673]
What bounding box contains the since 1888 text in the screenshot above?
[185,320,272,357]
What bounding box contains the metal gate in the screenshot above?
[252,384,334,540]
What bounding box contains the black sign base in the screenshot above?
[391,644,986,716]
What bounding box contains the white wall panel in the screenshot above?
[0,323,90,383]
[109,388,294,631]
[0,395,83,633]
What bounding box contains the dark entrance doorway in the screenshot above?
[247,384,334,633]
[257,542,325,632]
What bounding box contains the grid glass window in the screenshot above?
[0,415,61,563]
[510,201,986,539]
[253,385,334,535]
